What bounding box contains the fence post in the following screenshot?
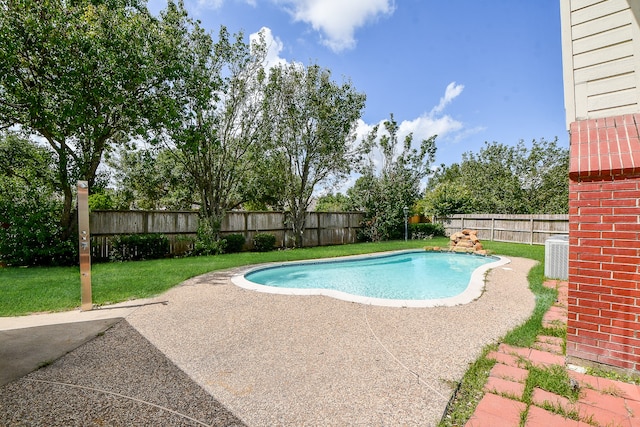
[491,218,495,241]
[530,217,534,245]
[317,212,321,246]
[244,211,249,241]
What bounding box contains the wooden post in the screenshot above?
[244,211,249,243]
[529,217,534,245]
[491,218,495,241]
[77,181,92,311]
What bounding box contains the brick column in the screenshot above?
[567,114,640,372]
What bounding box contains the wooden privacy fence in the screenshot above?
[220,211,364,249]
[435,214,569,245]
[90,210,198,259]
[89,210,364,259]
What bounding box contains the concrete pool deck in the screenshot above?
[0,256,538,426]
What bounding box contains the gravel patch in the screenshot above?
[0,320,245,427]
[127,256,537,426]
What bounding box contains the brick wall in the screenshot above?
[567,114,640,371]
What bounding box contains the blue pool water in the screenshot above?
[243,251,499,301]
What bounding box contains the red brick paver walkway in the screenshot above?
[462,280,640,427]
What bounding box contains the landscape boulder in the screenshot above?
[449,229,485,253]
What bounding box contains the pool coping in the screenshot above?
[231,250,511,308]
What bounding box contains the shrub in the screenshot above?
[191,219,226,256]
[192,238,226,256]
[409,223,446,240]
[0,134,77,266]
[253,233,276,252]
[0,187,77,266]
[109,234,170,261]
[224,233,246,253]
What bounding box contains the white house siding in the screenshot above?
[561,0,640,127]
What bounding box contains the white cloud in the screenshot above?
[430,81,464,115]
[450,125,486,144]
[404,81,473,145]
[353,118,375,142]
[180,0,393,52]
[355,115,456,149]
[193,0,256,9]
[276,0,395,52]
[356,83,467,149]
[195,0,224,9]
[353,114,463,169]
[250,27,287,69]
[399,113,463,143]
[335,82,474,192]
[352,82,472,174]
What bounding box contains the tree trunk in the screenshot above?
[57,148,76,241]
[289,209,306,248]
[201,188,225,241]
[59,182,76,241]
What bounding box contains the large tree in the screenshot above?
[423,138,569,216]
[107,146,193,210]
[0,0,182,239]
[262,63,366,247]
[521,138,569,214]
[349,114,437,241]
[159,24,269,238]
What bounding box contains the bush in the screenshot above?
[253,233,276,252]
[223,233,246,253]
[0,187,77,266]
[109,234,170,261]
[192,238,226,256]
[191,220,226,256]
[409,222,446,240]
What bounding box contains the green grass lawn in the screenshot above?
[0,239,550,318]
[1,239,452,316]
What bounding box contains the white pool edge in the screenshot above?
[231,251,512,308]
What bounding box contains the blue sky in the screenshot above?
[148,0,568,171]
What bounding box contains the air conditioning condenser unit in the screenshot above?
[545,235,569,280]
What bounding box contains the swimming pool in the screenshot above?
[232,250,510,307]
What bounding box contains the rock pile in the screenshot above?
[449,229,486,254]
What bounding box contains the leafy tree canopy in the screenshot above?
[155,23,271,241]
[422,138,568,216]
[107,146,194,210]
[349,114,437,241]
[0,0,185,238]
[314,193,351,212]
[262,63,366,246]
